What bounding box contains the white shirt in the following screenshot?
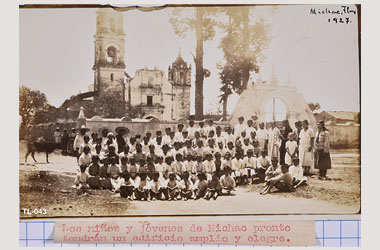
[299,128,314,147]
[234,123,248,138]
[289,164,304,181]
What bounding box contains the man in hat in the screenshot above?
[73,125,90,160]
[234,116,248,140]
[115,127,129,154]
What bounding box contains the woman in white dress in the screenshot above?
[298,120,314,175]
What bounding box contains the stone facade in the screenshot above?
[90,8,191,121]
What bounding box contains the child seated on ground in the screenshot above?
[155,156,165,180]
[146,157,156,180]
[204,153,216,181]
[232,152,243,185]
[205,173,222,200]
[78,146,92,171]
[252,139,261,158]
[108,157,122,192]
[260,164,293,195]
[195,154,205,175]
[173,153,184,178]
[179,171,194,200]
[265,157,281,181]
[120,172,135,200]
[256,150,271,181]
[167,173,180,201]
[148,172,163,201]
[193,172,208,200]
[134,172,149,201]
[120,158,129,176]
[73,165,90,194]
[220,167,236,195]
[243,149,257,184]
[88,155,100,177]
[288,158,307,188]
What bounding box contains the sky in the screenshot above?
[19,5,360,114]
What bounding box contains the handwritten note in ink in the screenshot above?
[310,5,358,24]
[54,220,315,246]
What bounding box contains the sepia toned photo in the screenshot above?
[19,4,360,218]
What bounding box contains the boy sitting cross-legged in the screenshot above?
[179,171,194,201]
[220,166,236,195]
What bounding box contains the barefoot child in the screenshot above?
[205,173,222,200]
[134,172,149,201]
[73,165,90,194]
[167,173,180,201]
[179,171,194,200]
[220,167,236,195]
[289,158,307,188]
[285,133,298,166]
[120,172,135,200]
[193,172,208,200]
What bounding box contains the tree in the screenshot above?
[308,102,321,113]
[19,85,49,129]
[217,6,272,119]
[96,87,125,118]
[170,7,218,120]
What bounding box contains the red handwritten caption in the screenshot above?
[54,221,315,246]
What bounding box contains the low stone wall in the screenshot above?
[85,118,231,137]
[326,124,360,148]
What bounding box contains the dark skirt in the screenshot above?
[314,150,331,170]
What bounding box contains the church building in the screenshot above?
[90,8,191,121]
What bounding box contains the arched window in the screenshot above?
[148,76,154,86]
[106,46,117,63]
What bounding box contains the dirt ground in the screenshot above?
[19,141,360,218]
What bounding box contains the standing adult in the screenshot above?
[67,127,77,155]
[115,127,129,153]
[314,121,331,180]
[54,127,62,144]
[268,122,281,160]
[73,125,90,160]
[61,129,69,153]
[279,120,293,165]
[256,122,269,151]
[298,120,314,175]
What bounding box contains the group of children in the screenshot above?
[72,117,307,199]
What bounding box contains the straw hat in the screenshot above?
[115,126,130,135]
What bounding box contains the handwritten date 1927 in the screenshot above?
[328,17,352,24]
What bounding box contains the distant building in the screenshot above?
[315,111,360,124]
[89,8,191,120]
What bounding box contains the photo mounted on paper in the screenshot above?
[19,4,360,218]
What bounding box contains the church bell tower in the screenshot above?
[92,8,126,114]
[168,49,191,120]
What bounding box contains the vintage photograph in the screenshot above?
[19,4,360,218]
